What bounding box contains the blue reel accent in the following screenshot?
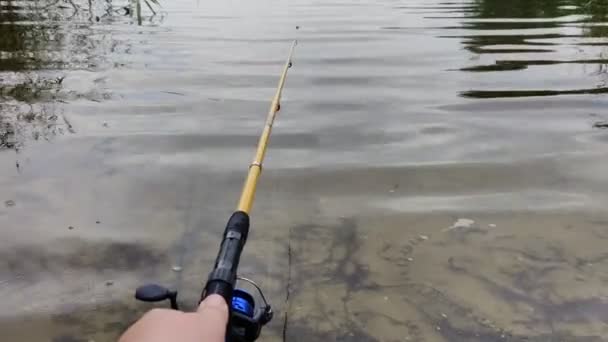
[231,289,255,317]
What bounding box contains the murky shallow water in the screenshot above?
[1,0,608,341]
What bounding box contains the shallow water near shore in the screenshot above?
[1,0,608,341]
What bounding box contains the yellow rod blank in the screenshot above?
[237,41,297,214]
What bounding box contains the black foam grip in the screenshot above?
[201,211,250,304]
[204,280,233,304]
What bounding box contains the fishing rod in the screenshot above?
[134,40,297,342]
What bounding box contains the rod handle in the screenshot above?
[201,211,250,304]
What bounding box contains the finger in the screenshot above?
[198,294,229,316]
[196,294,229,341]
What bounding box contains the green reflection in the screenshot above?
[580,0,608,37]
[470,0,564,19]
[0,1,61,71]
[0,0,159,151]
[0,2,60,151]
[459,0,608,98]
[469,0,607,20]
[0,0,161,71]
[464,0,608,36]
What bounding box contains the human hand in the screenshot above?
[119,294,229,342]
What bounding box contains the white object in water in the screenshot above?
[446,218,475,231]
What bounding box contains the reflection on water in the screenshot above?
[442,0,608,98]
[1,0,608,341]
[0,0,159,152]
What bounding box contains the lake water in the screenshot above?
[1,0,608,341]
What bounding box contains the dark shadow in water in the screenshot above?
[462,87,608,98]
[445,33,569,47]
[284,219,384,341]
[0,238,167,280]
[461,58,608,72]
[447,21,566,30]
[0,238,168,340]
[593,121,608,129]
[466,47,556,54]
[0,298,145,342]
[446,253,608,340]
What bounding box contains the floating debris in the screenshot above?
[63,115,75,134]
[172,265,183,272]
[389,184,399,193]
[419,234,429,241]
[4,200,15,207]
[441,313,448,319]
[593,121,608,129]
[446,218,475,231]
[488,223,497,228]
[407,257,414,262]
[161,91,186,96]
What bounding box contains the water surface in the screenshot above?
[1,0,608,341]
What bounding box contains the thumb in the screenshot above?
[196,294,229,340]
[198,294,229,315]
